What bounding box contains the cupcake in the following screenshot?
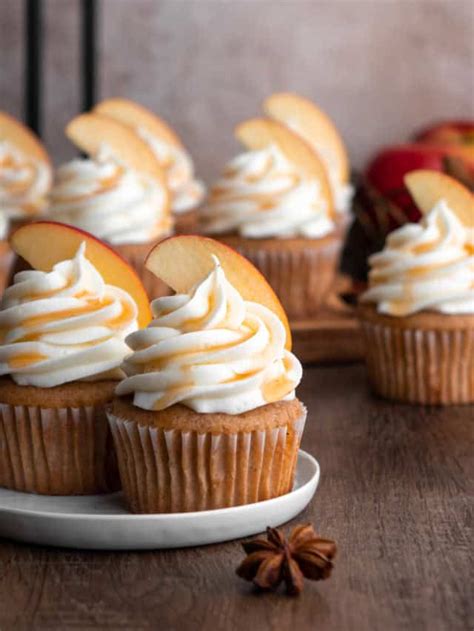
[0,111,52,228]
[0,221,151,495]
[107,235,305,513]
[201,117,342,320]
[0,210,13,292]
[94,98,206,233]
[264,92,354,229]
[359,170,473,404]
[48,112,173,297]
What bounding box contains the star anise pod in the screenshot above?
[236,524,337,596]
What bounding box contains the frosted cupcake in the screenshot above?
[48,112,173,297]
[359,170,473,404]
[0,211,13,291]
[201,118,342,320]
[94,98,206,233]
[264,92,353,227]
[0,111,52,226]
[0,221,151,495]
[108,235,305,513]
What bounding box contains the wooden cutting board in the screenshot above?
[291,276,365,364]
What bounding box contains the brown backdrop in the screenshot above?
[1,0,473,180]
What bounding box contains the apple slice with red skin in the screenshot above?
[0,111,52,182]
[145,235,292,350]
[263,92,350,184]
[66,112,169,190]
[94,98,182,148]
[10,222,152,328]
[404,170,474,226]
[235,117,334,216]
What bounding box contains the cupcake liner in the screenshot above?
[0,403,120,495]
[221,238,342,320]
[108,407,307,513]
[360,318,474,404]
[114,242,170,299]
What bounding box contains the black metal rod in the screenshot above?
[25,0,43,134]
[81,0,98,111]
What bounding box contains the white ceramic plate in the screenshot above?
[0,450,319,550]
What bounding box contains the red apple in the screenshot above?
[414,120,474,156]
[363,143,474,231]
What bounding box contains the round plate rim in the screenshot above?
[0,449,319,521]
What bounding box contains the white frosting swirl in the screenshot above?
[0,141,51,219]
[0,243,138,387]
[49,148,171,245]
[116,258,302,414]
[138,128,205,215]
[361,200,474,316]
[203,144,335,238]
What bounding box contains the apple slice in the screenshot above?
[94,98,182,148]
[264,92,349,184]
[66,112,169,190]
[235,118,334,216]
[145,235,292,349]
[404,170,473,226]
[11,222,152,328]
[0,111,52,169]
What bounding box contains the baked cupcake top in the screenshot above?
[0,242,138,387]
[361,200,474,316]
[0,140,51,220]
[94,98,205,215]
[49,148,172,245]
[116,256,302,414]
[203,144,335,239]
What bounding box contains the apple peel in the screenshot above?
[145,235,292,350]
[10,222,152,328]
[66,112,169,193]
[94,98,183,148]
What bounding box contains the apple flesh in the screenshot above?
[94,98,182,148]
[263,92,350,184]
[404,170,474,226]
[66,112,169,194]
[10,222,152,328]
[0,111,52,180]
[235,117,334,216]
[145,235,292,350]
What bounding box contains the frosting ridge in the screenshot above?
[116,257,302,413]
[361,200,474,316]
[49,148,171,245]
[0,243,138,386]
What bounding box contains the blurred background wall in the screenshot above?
[1,0,473,181]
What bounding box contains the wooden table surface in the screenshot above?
[0,364,472,631]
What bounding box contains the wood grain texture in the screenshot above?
[0,365,472,631]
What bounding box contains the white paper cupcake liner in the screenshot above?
[107,407,307,513]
